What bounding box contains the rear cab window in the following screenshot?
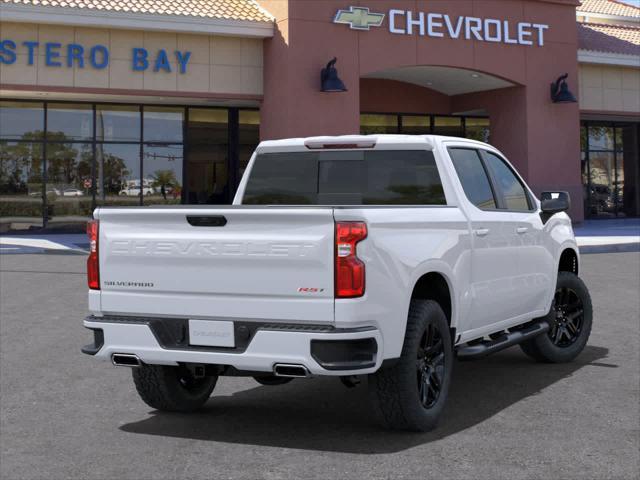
[242,150,447,205]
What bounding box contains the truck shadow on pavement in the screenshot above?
[120,345,611,454]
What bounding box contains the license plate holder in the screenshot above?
[188,320,235,348]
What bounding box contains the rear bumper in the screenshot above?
[82,316,382,376]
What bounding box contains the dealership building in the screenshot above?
[0,0,638,230]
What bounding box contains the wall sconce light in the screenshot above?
[550,73,577,104]
[321,57,348,92]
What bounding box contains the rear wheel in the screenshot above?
[520,272,592,363]
[368,300,453,432]
[132,364,217,412]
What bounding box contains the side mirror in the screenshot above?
[541,191,571,215]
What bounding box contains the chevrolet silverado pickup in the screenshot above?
[82,135,592,431]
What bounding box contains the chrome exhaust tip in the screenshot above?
[273,364,309,378]
[111,353,141,368]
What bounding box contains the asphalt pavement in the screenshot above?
[0,252,638,480]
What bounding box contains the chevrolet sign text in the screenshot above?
[334,6,549,46]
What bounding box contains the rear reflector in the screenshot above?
[335,222,367,298]
[87,219,100,290]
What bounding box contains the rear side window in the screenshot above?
[448,148,497,209]
[482,151,532,211]
[243,150,446,205]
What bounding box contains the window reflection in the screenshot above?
[0,141,44,228]
[434,116,463,137]
[47,143,93,224]
[0,100,265,229]
[465,118,491,143]
[97,105,140,142]
[588,126,614,151]
[96,143,141,206]
[0,101,44,140]
[47,103,93,141]
[361,114,399,134]
[143,107,183,143]
[143,144,183,205]
[401,116,431,135]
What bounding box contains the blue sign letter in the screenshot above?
[45,42,62,67]
[22,41,38,65]
[132,48,148,71]
[0,40,17,65]
[90,45,109,69]
[174,51,191,74]
[153,49,171,73]
[67,43,84,68]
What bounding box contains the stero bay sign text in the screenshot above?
[0,40,192,73]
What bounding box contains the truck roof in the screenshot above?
[255,134,491,153]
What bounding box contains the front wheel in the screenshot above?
[132,364,217,412]
[520,272,593,363]
[368,299,453,432]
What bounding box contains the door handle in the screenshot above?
[475,228,490,237]
[516,227,529,234]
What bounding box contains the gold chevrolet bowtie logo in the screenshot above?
[334,6,385,31]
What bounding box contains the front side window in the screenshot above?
[482,151,531,211]
[243,150,446,205]
[448,148,496,209]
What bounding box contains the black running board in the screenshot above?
[456,320,550,360]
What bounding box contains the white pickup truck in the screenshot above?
[82,135,592,431]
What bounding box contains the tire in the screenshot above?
[132,364,217,412]
[368,299,453,432]
[253,376,293,386]
[520,272,593,363]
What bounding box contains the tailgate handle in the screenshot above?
[187,215,227,227]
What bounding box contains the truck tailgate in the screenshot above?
[95,207,335,323]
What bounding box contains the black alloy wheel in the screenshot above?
[368,299,453,431]
[417,323,445,409]
[520,271,593,364]
[549,287,584,347]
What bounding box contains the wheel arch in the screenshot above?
[558,247,579,275]
[410,271,454,329]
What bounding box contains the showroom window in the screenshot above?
[0,100,260,231]
[361,113,490,141]
[581,121,639,218]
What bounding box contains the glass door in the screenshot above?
[582,122,639,218]
[185,108,229,204]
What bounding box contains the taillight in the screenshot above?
[87,219,100,290]
[335,222,367,298]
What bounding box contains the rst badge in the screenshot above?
[297,287,325,294]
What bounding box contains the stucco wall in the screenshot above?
[259,0,584,220]
[360,78,451,115]
[0,22,263,96]
[579,63,640,114]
